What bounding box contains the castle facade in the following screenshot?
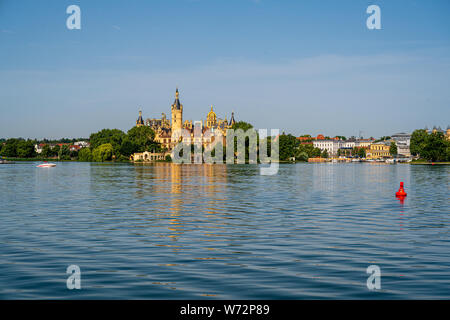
[136,88,236,150]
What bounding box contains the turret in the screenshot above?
[229,111,236,126]
[171,88,183,132]
[136,110,144,127]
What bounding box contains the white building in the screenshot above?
[313,140,342,156]
[74,141,90,148]
[34,144,43,154]
[341,140,356,148]
[391,133,411,157]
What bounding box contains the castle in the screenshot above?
[136,88,236,150]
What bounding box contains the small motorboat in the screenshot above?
[37,162,56,168]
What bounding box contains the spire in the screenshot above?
[210,105,214,112]
[229,111,236,126]
[172,88,182,110]
[136,109,144,126]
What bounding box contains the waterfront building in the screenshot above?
[366,142,391,160]
[313,140,341,156]
[130,151,168,162]
[136,89,236,152]
[391,132,411,157]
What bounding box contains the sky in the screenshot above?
[0,0,449,139]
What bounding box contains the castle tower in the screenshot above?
[136,110,144,127]
[171,88,183,132]
[206,105,217,128]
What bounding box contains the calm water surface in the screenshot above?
[0,162,449,299]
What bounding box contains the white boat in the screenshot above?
[37,163,56,168]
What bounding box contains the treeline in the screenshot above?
[0,139,36,158]
[277,134,327,161]
[79,126,162,162]
[410,129,450,162]
[0,138,81,160]
[39,137,88,144]
[0,126,162,162]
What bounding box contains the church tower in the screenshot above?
[171,88,183,132]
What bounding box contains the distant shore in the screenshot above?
[410,160,450,165]
[3,157,450,165]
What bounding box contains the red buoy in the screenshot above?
[396,182,407,197]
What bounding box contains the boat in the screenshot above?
[37,162,56,168]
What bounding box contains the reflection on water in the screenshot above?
[0,162,449,299]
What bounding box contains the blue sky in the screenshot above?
[1,0,449,139]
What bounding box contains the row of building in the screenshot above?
[303,126,450,160]
[306,134,409,159]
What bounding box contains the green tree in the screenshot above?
[410,129,428,156]
[278,134,299,161]
[421,132,447,162]
[126,126,160,153]
[16,140,36,158]
[231,121,254,132]
[390,141,398,157]
[358,147,366,158]
[297,151,309,162]
[52,145,60,156]
[90,129,126,155]
[40,145,53,158]
[92,143,114,162]
[69,150,78,159]
[321,149,329,158]
[59,145,70,160]
[78,148,93,162]
[0,139,19,157]
[119,138,139,157]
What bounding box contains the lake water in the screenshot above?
[0,162,449,299]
